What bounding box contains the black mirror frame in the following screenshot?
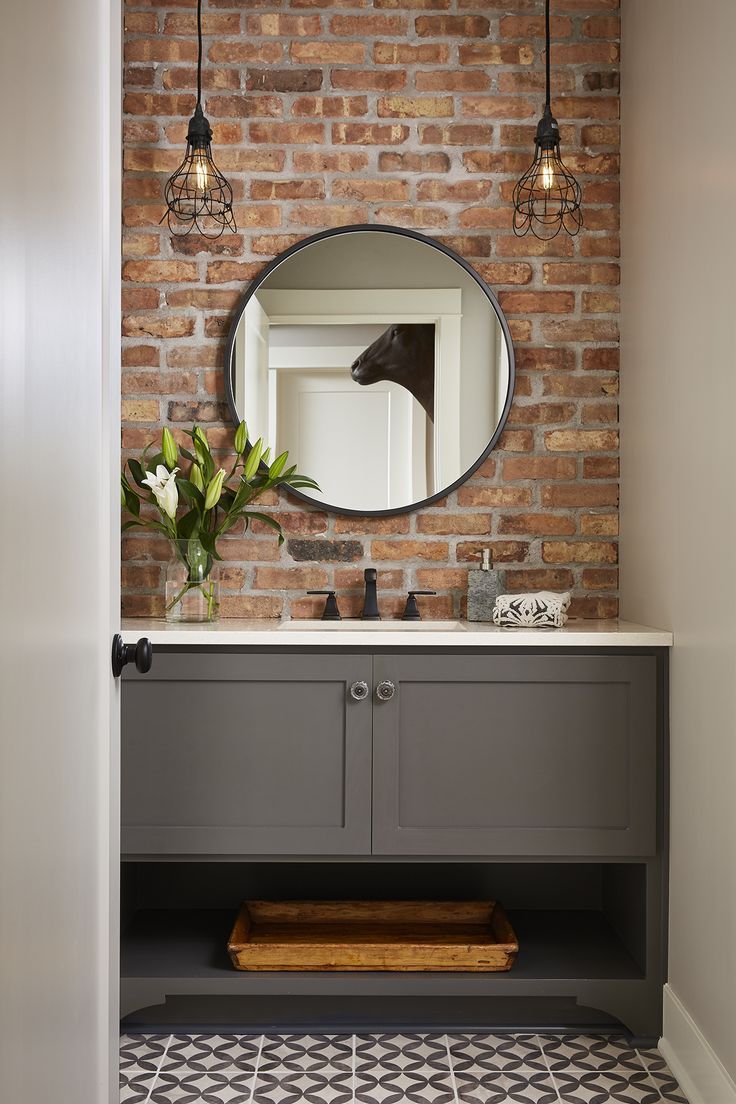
[223,223,516,518]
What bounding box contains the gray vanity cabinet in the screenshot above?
[122,652,372,856]
[371,653,657,857]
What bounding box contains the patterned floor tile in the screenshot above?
[119,1031,690,1104]
[252,1067,354,1104]
[260,1034,353,1072]
[355,1033,449,1074]
[120,1033,171,1071]
[637,1064,688,1104]
[149,1069,257,1103]
[164,1034,262,1072]
[541,1034,640,1071]
[449,1033,547,1072]
[355,1066,455,1104]
[119,1067,162,1102]
[454,1067,559,1104]
[553,1067,661,1104]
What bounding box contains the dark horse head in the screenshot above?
[350,323,435,420]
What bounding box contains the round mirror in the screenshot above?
[225,225,515,516]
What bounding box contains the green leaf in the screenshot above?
[180,446,197,464]
[244,511,285,545]
[177,478,205,510]
[177,508,199,540]
[234,420,248,455]
[162,427,178,470]
[268,451,289,479]
[127,458,147,488]
[243,438,264,480]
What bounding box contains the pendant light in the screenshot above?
[512,0,582,239]
[162,0,236,238]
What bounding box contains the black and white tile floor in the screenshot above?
[120,1032,688,1104]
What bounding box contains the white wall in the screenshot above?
[621,0,736,1095]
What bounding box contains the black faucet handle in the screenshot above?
[307,590,342,621]
[402,590,437,621]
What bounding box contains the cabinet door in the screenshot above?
[122,653,372,856]
[372,654,657,857]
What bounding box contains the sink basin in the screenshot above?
[277,619,469,632]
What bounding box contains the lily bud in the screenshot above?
[190,463,204,492]
[194,426,210,452]
[204,468,226,510]
[234,420,247,455]
[162,427,178,470]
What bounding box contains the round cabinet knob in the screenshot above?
[375,680,396,703]
[349,680,369,701]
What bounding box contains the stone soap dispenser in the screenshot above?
[467,549,501,622]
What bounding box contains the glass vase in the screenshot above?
[165,538,220,623]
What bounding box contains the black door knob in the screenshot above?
[111,634,153,678]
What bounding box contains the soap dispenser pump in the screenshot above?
[467,549,501,622]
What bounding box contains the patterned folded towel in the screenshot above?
[492,591,571,628]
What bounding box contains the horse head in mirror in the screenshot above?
[350,323,435,420]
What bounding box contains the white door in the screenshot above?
[0,1,121,1102]
[276,368,429,510]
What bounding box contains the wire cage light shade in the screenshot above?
[161,0,237,238]
[512,1,582,240]
[163,104,236,238]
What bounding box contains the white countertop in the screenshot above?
[121,618,672,648]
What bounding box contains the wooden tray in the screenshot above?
[227,900,518,972]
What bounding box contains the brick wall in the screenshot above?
[121,0,620,621]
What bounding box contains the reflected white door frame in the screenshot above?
[257,288,463,491]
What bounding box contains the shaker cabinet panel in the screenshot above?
[122,653,372,855]
[371,654,657,857]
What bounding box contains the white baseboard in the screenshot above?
[660,984,736,1104]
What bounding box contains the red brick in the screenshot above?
[378,151,449,171]
[371,540,448,561]
[330,14,407,35]
[416,15,490,36]
[542,483,618,507]
[417,514,491,535]
[543,263,620,286]
[456,541,529,563]
[499,514,576,537]
[459,43,533,65]
[334,516,410,535]
[374,42,449,64]
[582,568,619,590]
[499,291,575,314]
[503,457,578,481]
[333,123,410,144]
[504,569,574,592]
[543,541,617,564]
[331,69,406,92]
[220,596,283,618]
[333,179,410,201]
[583,457,619,479]
[458,486,533,507]
[246,14,322,35]
[250,122,324,144]
[292,41,365,64]
[208,41,283,64]
[294,151,369,172]
[545,429,618,452]
[246,69,323,93]
[500,15,573,38]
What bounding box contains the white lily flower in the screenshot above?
[142,464,180,519]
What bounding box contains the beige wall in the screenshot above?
[621,0,736,1086]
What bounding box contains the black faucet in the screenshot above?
[361,568,380,621]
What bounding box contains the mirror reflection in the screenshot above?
[226,228,514,515]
